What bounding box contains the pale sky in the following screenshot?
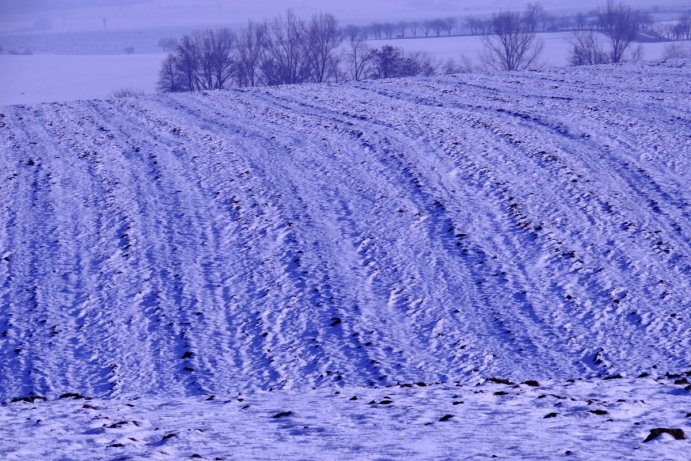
[1,0,687,33]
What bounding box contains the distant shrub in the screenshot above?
[111,88,146,99]
[158,37,178,52]
[123,46,135,54]
[663,42,691,59]
[570,31,609,66]
[8,48,33,55]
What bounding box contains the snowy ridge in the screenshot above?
[0,61,689,401]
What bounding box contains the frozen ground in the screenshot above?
[1,375,689,460]
[0,60,689,458]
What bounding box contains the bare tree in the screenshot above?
[442,18,457,36]
[663,41,691,59]
[396,21,408,38]
[407,21,420,38]
[262,10,311,85]
[344,33,373,81]
[431,19,445,37]
[522,2,545,33]
[570,30,609,66]
[341,25,361,41]
[423,20,434,37]
[402,51,436,77]
[382,23,395,39]
[158,54,183,92]
[598,1,638,63]
[370,23,384,40]
[158,28,236,92]
[481,11,544,71]
[466,17,492,36]
[174,35,200,91]
[370,45,402,78]
[194,29,236,90]
[671,15,691,40]
[369,45,435,79]
[575,13,587,30]
[305,13,341,83]
[236,21,267,87]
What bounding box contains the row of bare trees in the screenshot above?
[570,1,645,65]
[456,1,658,72]
[159,11,440,92]
[343,37,436,81]
[159,11,342,92]
[341,1,658,40]
[344,5,575,40]
[344,18,457,40]
[651,15,691,41]
[158,2,684,92]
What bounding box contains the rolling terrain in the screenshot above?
[0,61,689,403]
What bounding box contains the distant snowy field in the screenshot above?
[0,53,164,105]
[375,33,678,67]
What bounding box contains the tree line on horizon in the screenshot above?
[334,2,689,42]
[157,10,440,92]
[156,1,690,94]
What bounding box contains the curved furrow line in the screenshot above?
[447,109,691,364]
[34,101,168,397]
[122,94,318,392]
[141,89,478,385]
[264,81,688,374]
[80,98,228,396]
[247,86,568,378]
[390,75,690,288]
[414,86,683,368]
[429,111,686,370]
[146,93,390,389]
[356,79,688,284]
[0,109,23,397]
[0,104,116,398]
[26,102,137,397]
[204,91,469,385]
[236,90,510,378]
[120,99,264,394]
[369,85,688,371]
[0,107,37,399]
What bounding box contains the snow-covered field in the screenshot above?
[0,53,165,105]
[0,60,689,458]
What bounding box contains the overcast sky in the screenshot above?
[1,0,687,33]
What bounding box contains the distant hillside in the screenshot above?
[0,61,689,400]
